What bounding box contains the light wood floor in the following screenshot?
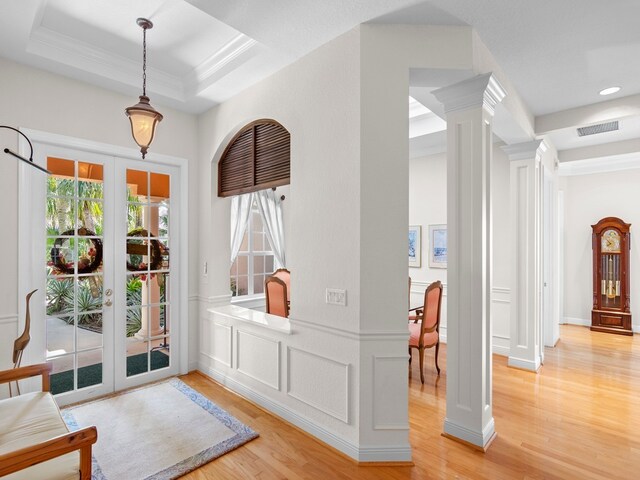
[180,325,640,479]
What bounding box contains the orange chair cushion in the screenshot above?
[408,323,438,348]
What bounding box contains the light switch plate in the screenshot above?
[326,288,347,306]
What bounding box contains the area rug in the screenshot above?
[62,378,259,480]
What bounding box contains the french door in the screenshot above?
[26,141,182,406]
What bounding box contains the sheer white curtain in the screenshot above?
[230,192,253,265]
[255,188,286,268]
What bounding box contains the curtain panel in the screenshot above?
[255,189,286,268]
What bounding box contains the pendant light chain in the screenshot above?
[142,26,147,97]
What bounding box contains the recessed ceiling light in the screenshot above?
[599,86,621,96]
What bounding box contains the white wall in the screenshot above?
[408,146,511,355]
[562,167,640,331]
[408,152,447,290]
[0,57,199,381]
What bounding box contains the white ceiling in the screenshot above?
[1,0,638,165]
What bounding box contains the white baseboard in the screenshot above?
[197,363,411,462]
[508,355,541,372]
[357,445,412,462]
[563,316,590,326]
[443,417,495,449]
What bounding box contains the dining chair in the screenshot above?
[265,276,290,317]
[408,280,443,383]
[272,268,291,303]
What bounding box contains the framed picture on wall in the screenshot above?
[408,225,421,268]
[428,224,447,268]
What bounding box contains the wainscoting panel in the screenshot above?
[199,317,212,362]
[212,322,233,367]
[372,356,410,430]
[236,330,280,390]
[287,347,350,423]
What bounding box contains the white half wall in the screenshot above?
[562,166,640,332]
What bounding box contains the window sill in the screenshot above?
[208,304,291,334]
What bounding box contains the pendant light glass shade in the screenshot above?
[126,18,162,159]
[126,95,163,159]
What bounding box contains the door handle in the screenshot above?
[104,299,113,307]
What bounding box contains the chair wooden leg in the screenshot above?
[419,347,425,384]
[435,342,441,375]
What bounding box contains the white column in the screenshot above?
[433,73,506,450]
[502,140,544,371]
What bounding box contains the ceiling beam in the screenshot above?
[558,138,640,163]
[536,94,640,135]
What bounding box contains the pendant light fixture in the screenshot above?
[125,18,163,159]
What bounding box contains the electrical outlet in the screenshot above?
[326,288,347,306]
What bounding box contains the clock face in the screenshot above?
[601,229,621,253]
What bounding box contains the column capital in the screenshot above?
[432,73,507,116]
[502,139,545,161]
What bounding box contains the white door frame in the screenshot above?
[18,129,189,401]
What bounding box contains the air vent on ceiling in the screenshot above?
[577,121,619,137]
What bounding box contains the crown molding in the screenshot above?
[26,24,259,105]
[184,34,258,96]
[27,25,184,101]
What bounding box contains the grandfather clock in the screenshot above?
[591,217,632,335]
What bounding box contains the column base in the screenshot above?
[507,355,541,372]
[443,417,496,451]
[134,328,165,340]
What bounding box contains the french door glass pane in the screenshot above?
[78,162,104,199]
[78,350,103,389]
[46,313,74,356]
[46,198,75,235]
[126,340,149,377]
[47,355,75,395]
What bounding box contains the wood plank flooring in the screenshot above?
[180,325,640,479]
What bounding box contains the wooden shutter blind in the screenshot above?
[218,119,290,197]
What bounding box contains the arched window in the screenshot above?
[218,119,290,197]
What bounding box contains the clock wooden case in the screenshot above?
[591,217,632,335]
